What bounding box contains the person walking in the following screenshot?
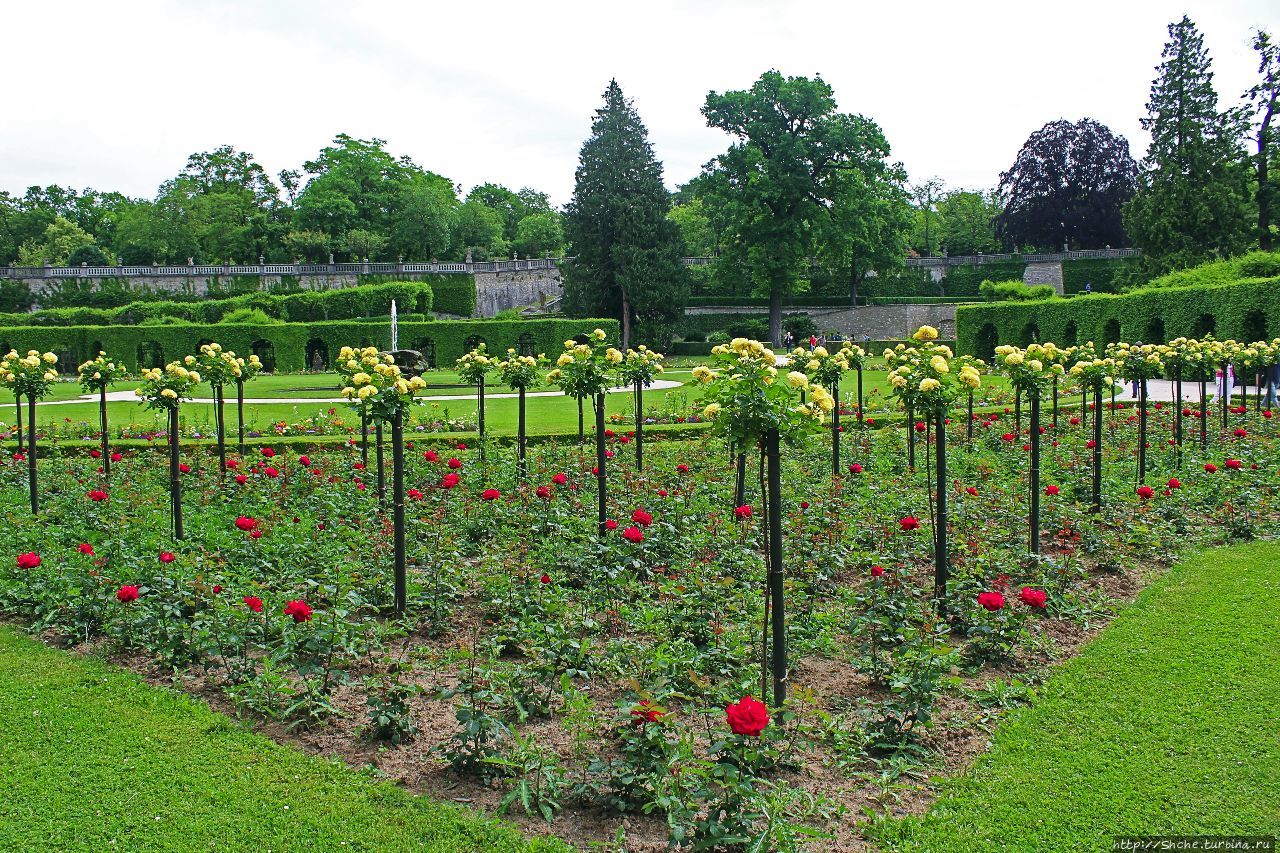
[1266,360,1280,409]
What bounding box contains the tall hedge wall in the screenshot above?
[0,317,619,373]
[956,275,1280,359]
[1060,257,1133,294]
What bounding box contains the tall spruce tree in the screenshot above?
[1243,29,1279,251]
[1124,16,1251,273]
[563,80,688,349]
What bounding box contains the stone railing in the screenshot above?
[903,248,1141,267]
[0,257,564,279]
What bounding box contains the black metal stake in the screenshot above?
[391,413,406,616]
[168,406,184,539]
[765,427,786,708]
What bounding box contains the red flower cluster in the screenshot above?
[848,463,863,474]
[1204,462,1218,473]
[1136,485,1155,499]
[298,455,311,467]
[977,591,1005,611]
[234,516,258,532]
[631,700,663,725]
[283,599,313,622]
[261,447,276,458]
[1044,484,1060,496]
[16,552,41,570]
[1018,587,1048,608]
[725,695,769,737]
[159,551,176,563]
[552,472,568,485]
[631,508,652,527]
[536,485,552,500]
[622,525,644,544]
[442,472,461,489]
[899,516,921,532]
[88,489,108,502]
[481,488,501,501]
[423,450,439,462]
[676,464,690,474]
[77,543,94,555]
[734,505,753,520]
[1225,458,1242,470]
[869,565,885,577]
[116,585,140,603]
[447,457,462,470]
[243,596,264,613]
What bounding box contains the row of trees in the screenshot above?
[0,138,566,268]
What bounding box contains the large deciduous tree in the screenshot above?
[563,80,688,349]
[702,71,900,342]
[1124,16,1252,272]
[995,119,1138,251]
[1243,29,1280,251]
[937,190,1001,256]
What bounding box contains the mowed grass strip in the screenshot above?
[878,542,1280,852]
[0,626,566,852]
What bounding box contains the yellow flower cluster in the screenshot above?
[0,349,61,397]
[135,361,204,409]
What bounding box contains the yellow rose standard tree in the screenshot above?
[77,352,129,482]
[495,350,545,482]
[0,354,22,454]
[339,355,427,615]
[135,362,203,538]
[995,345,1058,554]
[1069,353,1115,511]
[798,342,854,479]
[192,343,238,476]
[548,329,619,534]
[699,336,826,707]
[455,344,496,456]
[616,346,664,471]
[886,328,982,609]
[231,352,264,456]
[1107,342,1165,484]
[1,350,60,513]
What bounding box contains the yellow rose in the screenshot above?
[787,371,808,388]
[913,325,938,342]
[593,328,607,340]
[702,402,722,419]
[930,355,949,374]
[919,377,941,392]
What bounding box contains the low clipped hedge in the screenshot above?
[0,317,619,373]
[956,275,1280,359]
[428,278,478,316]
[0,280,454,327]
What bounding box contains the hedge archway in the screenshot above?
[251,339,277,373]
[518,332,537,357]
[464,334,486,352]
[1244,309,1267,342]
[1102,319,1121,347]
[1144,317,1165,345]
[414,338,437,368]
[137,341,165,369]
[1019,322,1040,347]
[1192,314,1216,339]
[975,323,998,361]
[305,338,329,372]
[1062,321,1078,348]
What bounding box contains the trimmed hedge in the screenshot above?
[0,317,619,373]
[686,295,859,308]
[1134,251,1280,292]
[1,281,443,327]
[942,262,1026,297]
[956,275,1280,359]
[428,279,479,316]
[1061,257,1132,294]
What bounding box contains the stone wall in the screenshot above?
[473,269,563,317]
[1022,261,1064,293]
[685,304,957,339]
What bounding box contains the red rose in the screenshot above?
[16,552,40,570]
[110,452,123,462]
[211,585,222,594]
[455,442,468,450]
[1204,462,1218,473]
[424,450,439,462]
[353,462,366,471]
[243,596,264,613]
[159,552,176,563]
[89,449,101,459]
[250,529,263,540]
[536,485,552,500]
[1001,433,1015,442]
[442,472,461,488]
[298,455,311,467]
[632,508,653,527]
[631,700,663,725]
[1018,587,1047,609]
[1234,428,1248,438]
[977,591,1005,611]
[408,488,424,500]
[657,489,668,497]
[800,501,810,509]
[1086,439,1097,449]
[283,599,313,623]
[264,467,280,478]
[1069,417,1080,426]
[848,463,863,474]
[481,488,501,501]
[734,505,753,520]
[447,457,462,469]
[539,574,550,585]
[261,447,275,458]
[234,516,257,531]
[725,695,769,737]
[116,585,140,603]
[870,565,884,577]
[88,489,108,502]
[605,519,618,530]
[1225,458,1242,470]
[622,525,644,544]
[179,463,192,474]
[552,472,568,485]
[966,486,978,496]
[77,543,94,555]
[604,429,615,438]
[899,516,921,532]
[914,421,926,433]
[1044,484,1059,496]
[605,450,614,459]
[1136,485,1155,499]
[227,459,238,469]
[1265,410,1274,419]
[235,474,248,485]
[676,464,690,474]
[1167,478,1181,489]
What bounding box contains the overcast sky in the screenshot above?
[2,1,1275,206]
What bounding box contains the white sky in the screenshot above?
[1,1,1275,206]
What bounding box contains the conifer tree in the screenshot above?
[563,80,687,349]
[1124,16,1251,273]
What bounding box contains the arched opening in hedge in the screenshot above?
[1144,317,1165,345]
[572,333,591,345]
[1243,309,1267,342]
[975,323,998,361]
[1192,314,1216,339]
[1102,319,1121,347]
[137,341,165,369]
[518,332,537,357]
[89,341,105,359]
[55,349,77,376]
[305,338,329,372]
[463,334,486,353]
[251,339,276,373]
[1061,321,1078,348]
[1019,322,1040,347]
[414,338,436,368]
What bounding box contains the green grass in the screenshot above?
[0,626,566,852]
[879,542,1280,851]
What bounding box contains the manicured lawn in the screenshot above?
[0,626,566,852]
[877,542,1280,851]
